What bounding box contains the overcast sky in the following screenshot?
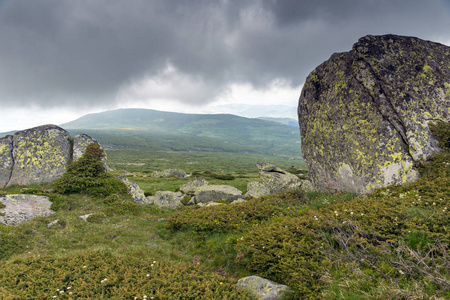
[1,0,450,132]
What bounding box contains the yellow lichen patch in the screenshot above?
[444,82,450,99]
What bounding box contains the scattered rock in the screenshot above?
[79,214,92,222]
[116,176,147,204]
[179,178,209,193]
[194,185,243,204]
[298,34,450,192]
[147,191,184,208]
[257,163,305,193]
[0,194,54,226]
[47,219,60,228]
[151,169,187,178]
[245,181,271,198]
[236,275,290,300]
[198,202,224,207]
[73,134,109,170]
[231,198,247,204]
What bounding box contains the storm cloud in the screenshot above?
[0,0,449,109]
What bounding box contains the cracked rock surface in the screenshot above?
[298,34,450,193]
[0,125,106,188]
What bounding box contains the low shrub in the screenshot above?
[0,250,253,299]
[166,198,278,233]
[53,144,128,198]
[234,213,329,299]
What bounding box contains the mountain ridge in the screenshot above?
[59,108,301,157]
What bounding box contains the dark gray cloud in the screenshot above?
[0,0,449,109]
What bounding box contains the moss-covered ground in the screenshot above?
[0,124,448,299]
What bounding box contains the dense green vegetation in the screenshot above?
[0,121,448,299]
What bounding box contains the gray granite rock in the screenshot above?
[116,176,148,204]
[147,191,184,208]
[245,181,271,198]
[0,194,54,226]
[236,276,290,300]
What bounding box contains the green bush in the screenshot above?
[235,213,328,299]
[102,194,142,216]
[53,144,128,197]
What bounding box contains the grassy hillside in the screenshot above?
[0,122,448,299]
[61,108,302,157]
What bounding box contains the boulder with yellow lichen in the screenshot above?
[298,34,450,193]
[0,125,106,188]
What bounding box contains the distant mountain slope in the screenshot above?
[258,117,299,127]
[61,108,301,157]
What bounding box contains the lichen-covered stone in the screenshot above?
[0,125,109,188]
[257,163,303,193]
[236,276,290,300]
[147,191,184,208]
[0,194,54,225]
[151,168,187,178]
[8,125,71,186]
[73,134,109,170]
[0,135,13,188]
[194,185,243,204]
[245,181,270,198]
[179,178,209,193]
[116,176,147,204]
[298,34,450,193]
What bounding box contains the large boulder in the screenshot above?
[236,276,290,300]
[257,163,311,193]
[0,194,54,225]
[298,34,450,193]
[7,125,71,187]
[147,191,184,208]
[0,125,106,188]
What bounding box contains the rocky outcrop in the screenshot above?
[147,191,184,208]
[257,163,312,193]
[245,181,270,198]
[298,34,450,193]
[0,125,105,188]
[116,176,147,204]
[151,169,187,178]
[236,276,290,300]
[73,134,109,170]
[0,194,54,225]
[180,178,209,193]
